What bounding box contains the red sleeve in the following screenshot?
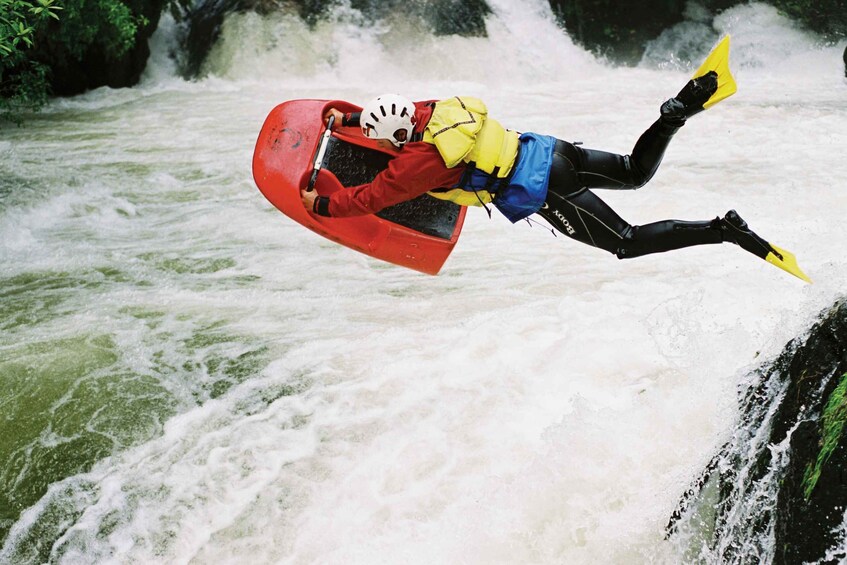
[327,142,463,217]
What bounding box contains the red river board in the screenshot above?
[252,99,466,275]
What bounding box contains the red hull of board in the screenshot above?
[252,99,466,275]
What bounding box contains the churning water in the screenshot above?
[1,1,845,562]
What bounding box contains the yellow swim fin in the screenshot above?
[766,244,813,284]
[722,210,812,284]
[692,35,737,110]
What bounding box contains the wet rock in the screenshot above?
[175,0,286,78]
[547,0,688,64]
[39,0,167,96]
[668,299,847,563]
[300,0,490,36]
[177,0,242,78]
[547,0,847,67]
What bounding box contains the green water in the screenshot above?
[0,269,270,548]
[0,68,295,555]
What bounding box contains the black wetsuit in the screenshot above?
[535,119,724,258]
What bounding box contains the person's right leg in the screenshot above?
[536,185,724,259]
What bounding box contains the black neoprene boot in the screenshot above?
[719,210,782,261]
[660,70,719,126]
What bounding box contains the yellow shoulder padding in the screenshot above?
[423,96,487,167]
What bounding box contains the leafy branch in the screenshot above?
[0,0,61,58]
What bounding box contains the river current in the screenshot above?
[1,1,846,563]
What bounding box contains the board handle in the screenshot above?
[307,115,335,192]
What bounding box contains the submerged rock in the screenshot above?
[668,299,847,563]
[176,0,490,78]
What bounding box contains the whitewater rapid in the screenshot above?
[1,1,845,563]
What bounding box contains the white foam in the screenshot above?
[2,1,847,562]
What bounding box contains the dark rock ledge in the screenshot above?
[667,298,847,564]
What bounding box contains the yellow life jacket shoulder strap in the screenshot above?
[422,96,487,167]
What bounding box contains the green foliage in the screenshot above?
[0,60,48,122]
[1,0,156,123]
[52,0,148,61]
[0,0,62,58]
[802,373,847,500]
[0,0,60,122]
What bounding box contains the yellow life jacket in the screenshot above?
[422,96,520,207]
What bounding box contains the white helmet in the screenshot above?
[360,94,416,147]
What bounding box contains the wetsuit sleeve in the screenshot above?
[313,195,330,216]
[326,144,463,217]
[342,112,361,127]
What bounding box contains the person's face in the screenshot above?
[376,139,401,152]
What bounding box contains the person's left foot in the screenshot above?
[719,209,812,283]
[719,209,782,261]
[660,70,719,126]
